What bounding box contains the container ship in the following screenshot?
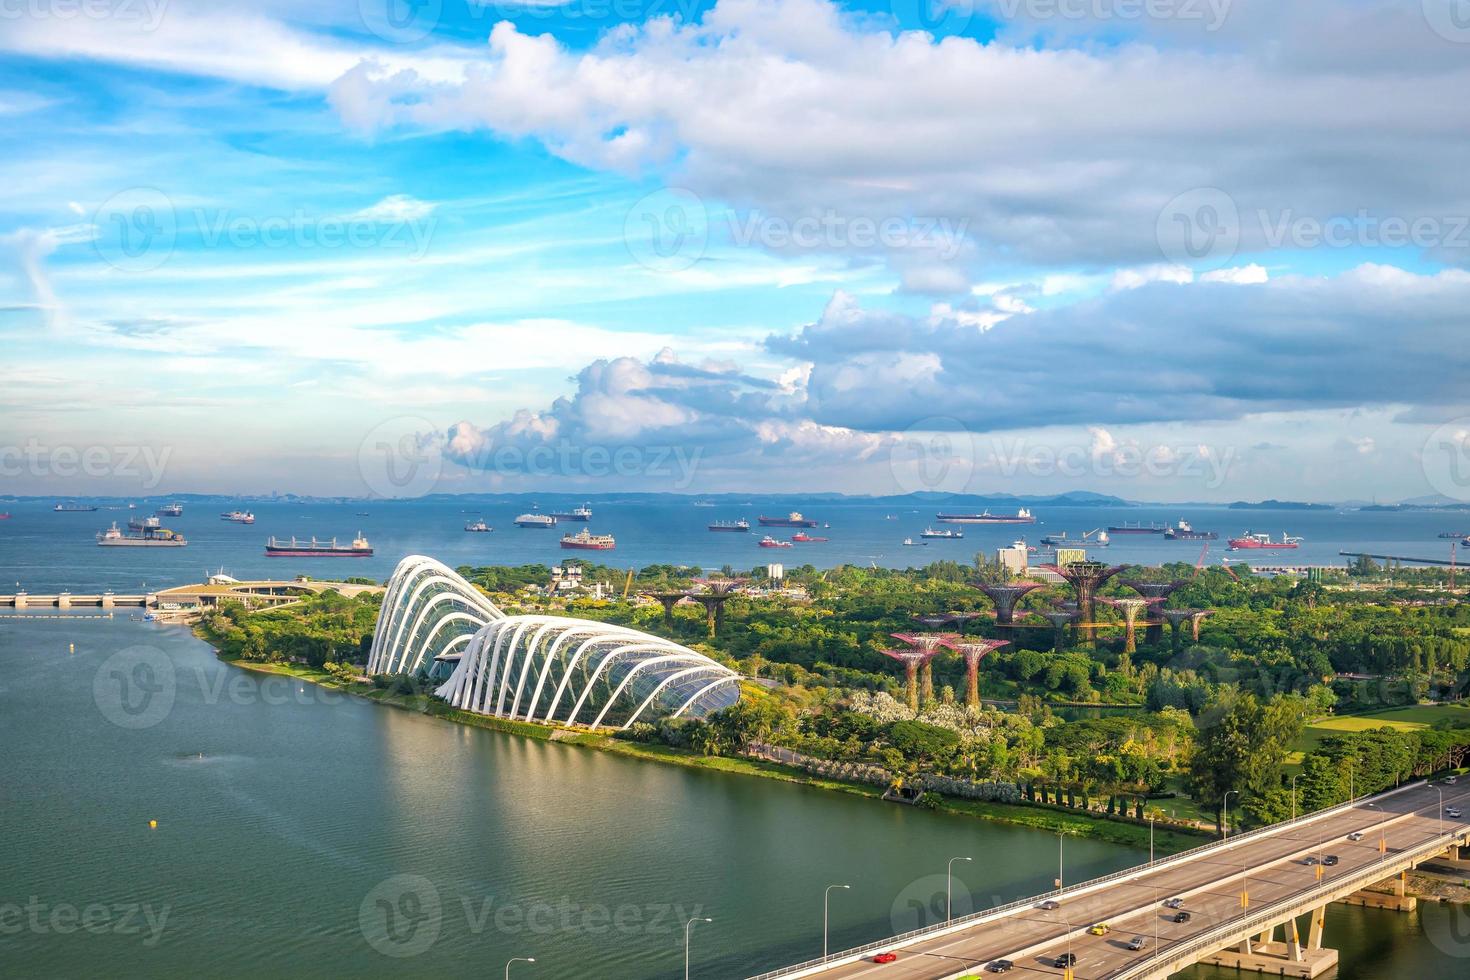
[220,510,255,524]
[464,520,493,532]
[265,533,373,557]
[1164,520,1217,541]
[97,522,187,547]
[758,535,794,548]
[708,519,750,532]
[54,502,98,512]
[1227,532,1303,551]
[515,513,557,528]
[560,528,615,550]
[156,503,184,517]
[920,527,964,539]
[936,508,1035,525]
[550,504,592,521]
[1107,521,1167,534]
[759,511,819,528]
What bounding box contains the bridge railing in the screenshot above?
[1102,821,1465,980]
[744,781,1426,980]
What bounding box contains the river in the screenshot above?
[2,617,1466,977]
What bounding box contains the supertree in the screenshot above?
[1122,580,1187,645]
[888,632,958,705]
[1040,608,1079,653]
[1159,608,1215,652]
[1100,597,1159,654]
[645,591,690,629]
[912,611,987,631]
[1043,562,1122,644]
[971,582,1045,639]
[946,639,1010,708]
[692,579,742,637]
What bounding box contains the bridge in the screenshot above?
[750,779,1470,980]
[0,579,382,612]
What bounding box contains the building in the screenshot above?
[997,543,1028,574]
[1054,547,1086,568]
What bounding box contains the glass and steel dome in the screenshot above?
[369,556,741,729]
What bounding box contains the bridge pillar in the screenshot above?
[1200,940,1338,978]
[102,594,114,608]
[1307,904,1326,950]
[56,594,70,608]
[13,594,25,608]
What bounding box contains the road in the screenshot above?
[785,779,1470,980]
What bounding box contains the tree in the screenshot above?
[1187,690,1305,835]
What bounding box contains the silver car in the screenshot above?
[1127,936,1149,951]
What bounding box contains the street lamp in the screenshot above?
[1223,790,1239,839]
[1366,802,1388,858]
[1435,785,1445,838]
[685,917,712,980]
[1048,908,1074,980]
[505,957,534,980]
[823,886,849,960]
[1147,815,1155,867]
[1057,831,1066,889]
[1290,774,1300,822]
[947,857,972,922]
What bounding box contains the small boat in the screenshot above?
[515,513,557,528]
[356,511,371,517]
[220,510,256,524]
[920,527,963,539]
[902,537,928,547]
[464,520,494,532]
[0,513,10,520]
[758,536,794,548]
[791,532,829,543]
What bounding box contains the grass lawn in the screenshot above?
[1287,702,1470,764]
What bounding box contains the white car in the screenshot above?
[1447,807,1463,819]
[1347,832,1365,841]
[1445,776,1458,785]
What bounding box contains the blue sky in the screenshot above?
[3,0,1470,501]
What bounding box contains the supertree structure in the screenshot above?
[946,639,1010,708]
[692,579,742,637]
[1100,597,1158,654]
[881,648,934,713]
[888,632,959,706]
[1122,580,1187,645]
[912,611,987,631]
[1040,608,1079,653]
[1159,608,1215,652]
[1043,562,1122,644]
[646,591,690,629]
[971,582,1044,638]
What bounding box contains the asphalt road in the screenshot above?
[796,779,1470,980]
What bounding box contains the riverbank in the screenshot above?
[220,656,1206,853]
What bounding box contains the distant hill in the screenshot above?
[1228,499,1333,511]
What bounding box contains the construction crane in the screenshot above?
[621,568,634,600]
[1192,543,1241,582]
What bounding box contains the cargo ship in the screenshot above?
[791,532,829,542]
[759,511,819,528]
[758,535,794,548]
[464,520,493,532]
[97,522,187,547]
[515,513,557,528]
[936,508,1035,525]
[156,503,183,517]
[1107,521,1167,534]
[128,515,162,532]
[220,510,255,524]
[1163,520,1217,541]
[708,519,750,532]
[560,528,615,550]
[920,527,964,539]
[1227,531,1303,551]
[54,502,98,512]
[550,504,592,521]
[1041,530,1109,547]
[265,533,373,557]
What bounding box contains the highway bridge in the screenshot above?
[0,579,382,612]
[751,779,1470,980]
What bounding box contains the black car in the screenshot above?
[1038,900,1060,911]
[1323,855,1340,866]
[1173,911,1192,923]
[1302,856,1319,866]
[1053,952,1078,968]
[988,961,1014,974]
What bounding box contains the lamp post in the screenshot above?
[685,917,711,980]
[1290,774,1300,822]
[1049,909,1074,980]
[947,857,972,922]
[1366,802,1387,858]
[1223,790,1238,839]
[1057,832,1065,889]
[823,886,849,960]
[1148,815,1155,867]
[1435,785,1445,838]
[505,957,534,980]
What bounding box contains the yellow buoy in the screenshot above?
[148,820,157,829]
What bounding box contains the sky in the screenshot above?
[3,0,1470,502]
